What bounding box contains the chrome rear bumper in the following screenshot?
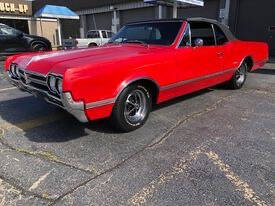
[5,72,89,123]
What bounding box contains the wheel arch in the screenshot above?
[240,56,254,72]
[30,40,49,50]
[115,77,160,105]
[88,42,98,47]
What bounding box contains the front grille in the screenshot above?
[18,68,49,92]
[12,66,63,107]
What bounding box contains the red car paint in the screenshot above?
[5,20,269,121]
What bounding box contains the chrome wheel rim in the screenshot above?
[236,66,245,85]
[124,89,147,125]
[33,44,46,51]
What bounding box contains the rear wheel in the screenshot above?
[228,62,247,89]
[111,84,152,132]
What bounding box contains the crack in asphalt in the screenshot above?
[0,138,94,176]
[242,88,275,96]
[147,95,232,149]
[0,86,267,204]
[49,94,233,205]
[0,175,54,204]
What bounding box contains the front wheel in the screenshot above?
[111,84,152,132]
[228,62,247,89]
[31,43,48,51]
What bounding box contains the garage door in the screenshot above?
[176,0,219,19]
[86,12,112,31]
[236,0,275,57]
[120,7,156,27]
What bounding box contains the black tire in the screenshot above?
[111,84,152,132]
[228,62,247,89]
[32,43,47,51]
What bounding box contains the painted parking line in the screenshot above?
[0,87,17,92]
[129,148,268,206]
[0,113,67,132]
[205,151,268,206]
[29,170,52,191]
[128,148,203,206]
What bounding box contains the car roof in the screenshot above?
[126,17,236,41]
[126,18,186,25]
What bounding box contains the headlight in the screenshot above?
[56,78,63,94]
[48,76,57,92]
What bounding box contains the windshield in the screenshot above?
[109,22,183,46]
[0,25,22,35]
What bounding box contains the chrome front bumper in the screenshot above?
[5,73,89,123]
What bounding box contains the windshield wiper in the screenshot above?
[123,40,148,47]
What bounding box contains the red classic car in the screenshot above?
[5,18,269,132]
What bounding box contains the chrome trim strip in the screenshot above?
[160,68,236,91]
[86,98,116,109]
[85,69,236,109]
[211,24,217,46]
[85,77,160,109]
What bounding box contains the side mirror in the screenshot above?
[194,38,204,47]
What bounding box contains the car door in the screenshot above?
[175,21,221,84]
[101,31,109,45]
[174,23,196,82]
[188,21,221,78]
[213,24,232,70]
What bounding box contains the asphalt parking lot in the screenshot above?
[0,61,274,206]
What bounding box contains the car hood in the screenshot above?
[13,44,165,75]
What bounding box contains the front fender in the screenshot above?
[63,61,160,107]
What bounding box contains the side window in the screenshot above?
[87,31,100,39]
[190,22,216,46]
[214,25,228,45]
[179,23,191,47]
[107,31,114,38]
[102,31,107,38]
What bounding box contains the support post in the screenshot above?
[158,5,162,19]
[57,18,62,46]
[80,15,87,38]
[173,2,177,19]
[113,9,118,33]
[224,0,230,25]
[220,0,230,25]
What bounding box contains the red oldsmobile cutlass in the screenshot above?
[4,18,269,132]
